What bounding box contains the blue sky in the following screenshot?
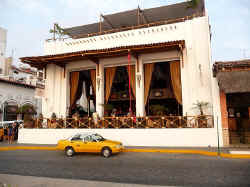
[0,0,250,65]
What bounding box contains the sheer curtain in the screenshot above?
[144,63,154,105]
[105,67,116,103]
[170,61,182,104]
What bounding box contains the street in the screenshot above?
[0,150,250,186]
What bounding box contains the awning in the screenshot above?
[20,40,185,69]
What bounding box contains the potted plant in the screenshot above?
[150,105,168,116]
[17,105,36,128]
[192,101,210,127]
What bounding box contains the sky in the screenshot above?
[0,0,250,65]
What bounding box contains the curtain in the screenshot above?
[90,69,96,94]
[170,61,182,105]
[127,65,136,97]
[144,63,154,105]
[70,71,80,108]
[105,67,116,103]
[70,72,84,113]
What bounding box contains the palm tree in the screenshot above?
[186,0,200,9]
[50,23,68,40]
[192,101,210,115]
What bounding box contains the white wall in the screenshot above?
[18,128,222,147]
[42,64,67,118]
[0,81,42,121]
[44,15,215,117]
[41,15,223,145]
[0,27,7,74]
[0,27,7,57]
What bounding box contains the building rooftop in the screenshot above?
[64,0,205,39]
[213,59,250,93]
[0,77,36,89]
[11,66,37,75]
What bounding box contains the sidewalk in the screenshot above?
[0,174,169,187]
[1,142,250,159]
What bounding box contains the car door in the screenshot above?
[71,140,83,152]
[82,135,101,153]
[70,134,86,152]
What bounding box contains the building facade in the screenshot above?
[19,0,224,147]
[214,59,250,146]
[0,27,44,122]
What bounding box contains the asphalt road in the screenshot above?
[0,150,250,186]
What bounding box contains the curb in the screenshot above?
[1,146,250,159]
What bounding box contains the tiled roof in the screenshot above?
[213,59,250,93]
[11,66,36,75]
[0,78,36,89]
[213,59,250,76]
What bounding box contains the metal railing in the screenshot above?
[32,115,214,129]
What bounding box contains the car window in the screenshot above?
[84,135,92,142]
[92,134,105,142]
[71,134,82,141]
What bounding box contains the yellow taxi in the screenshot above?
[57,133,124,158]
[0,127,3,141]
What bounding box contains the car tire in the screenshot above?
[65,147,75,157]
[0,136,3,142]
[101,147,112,158]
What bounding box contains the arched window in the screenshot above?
[3,100,18,121]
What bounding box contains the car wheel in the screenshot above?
[65,147,75,157]
[101,147,112,158]
[0,136,3,142]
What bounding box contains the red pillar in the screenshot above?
[219,90,229,146]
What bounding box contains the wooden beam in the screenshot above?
[44,65,47,79]
[101,14,114,29]
[55,62,66,68]
[86,56,99,64]
[130,51,138,60]
[63,65,66,78]
[138,8,149,24]
[99,14,102,32]
[178,44,184,68]
[137,6,140,25]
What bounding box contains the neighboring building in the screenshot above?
[19,0,224,147]
[0,27,7,75]
[0,78,42,121]
[213,59,250,146]
[0,27,44,121]
[10,65,44,87]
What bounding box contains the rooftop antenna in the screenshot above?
[241,48,247,59]
[138,0,144,9]
[11,49,14,58]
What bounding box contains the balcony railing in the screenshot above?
[32,115,214,129]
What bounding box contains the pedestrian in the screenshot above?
[8,123,14,144]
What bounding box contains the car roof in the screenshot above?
[68,132,98,140]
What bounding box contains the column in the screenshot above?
[219,90,229,146]
[136,55,145,117]
[96,63,104,117]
